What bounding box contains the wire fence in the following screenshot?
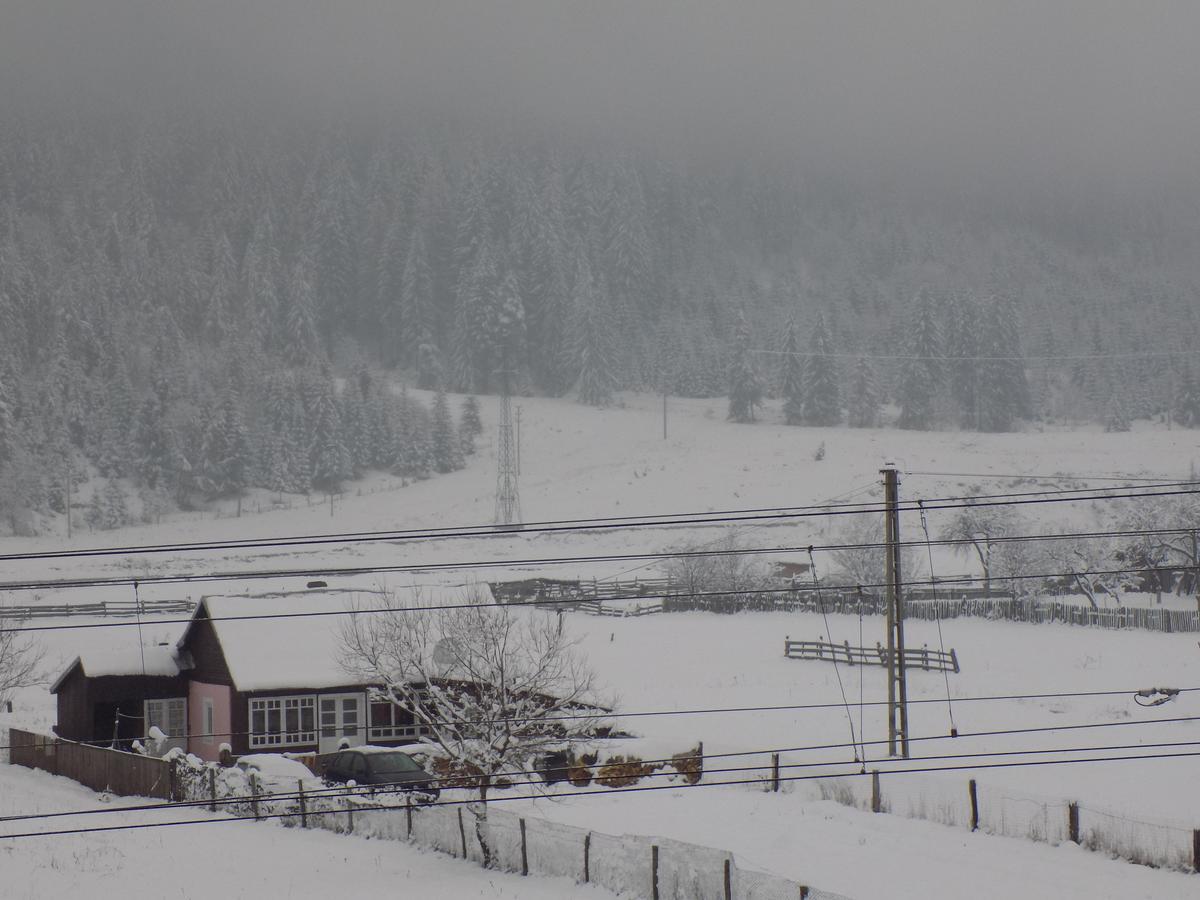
[808,769,1199,873]
[164,755,852,899]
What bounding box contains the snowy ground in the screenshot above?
[0,764,618,900]
[3,391,1200,897]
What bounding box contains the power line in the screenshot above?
[5,730,1200,830]
[750,347,1197,363]
[907,470,1190,484]
[4,560,1195,636]
[7,687,1195,753]
[5,747,1200,841]
[2,482,1196,566]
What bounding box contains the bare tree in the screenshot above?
[338,586,608,867]
[828,516,925,591]
[663,527,770,601]
[939,504,1024,592]
[1036,533,1135,609]
[1112,495,1200,598]
[0,611,42,709]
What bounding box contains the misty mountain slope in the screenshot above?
[2,109,1199,535]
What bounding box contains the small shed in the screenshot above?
[51,645,189,750]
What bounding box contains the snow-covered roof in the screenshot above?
[51,644,185,693]
[184,582,494,693]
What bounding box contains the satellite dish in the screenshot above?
[432,638,461,677]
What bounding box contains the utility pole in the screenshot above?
[516,406,522,475]
[883,465,909,757]
[495,367,522,527]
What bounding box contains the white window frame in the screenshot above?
[367,697,427,741]
[202,698,215,746]
[248,696,316,749]
[144,698,187,743]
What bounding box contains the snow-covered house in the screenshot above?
[50,585,479,761]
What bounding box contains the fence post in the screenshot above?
[950,648,960,673]
[968,779,979,832]
[458,808,468,859]
[651,844,660,900]
[520,817,528,876]
[723,857,732,900]
[250,772,261,821]
[871,771,881,813]
[1193,829,1199,873]
[298,779,307,828]
[208,767,217,813]
[799,887,809,899]
[1068,802,1080,844]
[771,753,780,792]
[346,795,354,834]
[406,795,413,838]
[583,832,591,883]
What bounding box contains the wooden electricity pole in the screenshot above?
[883,465,910,757]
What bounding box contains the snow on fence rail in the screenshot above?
[809,768,1200,874]
[662,590,1200,634]
[783,638,959,673]
[0,598,195,620]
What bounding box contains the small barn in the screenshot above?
[50,585,485,761]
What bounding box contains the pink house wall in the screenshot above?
[187,681,232,762]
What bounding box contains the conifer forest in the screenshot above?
[1,110,1199,533]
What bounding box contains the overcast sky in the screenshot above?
[4,1,1199,191]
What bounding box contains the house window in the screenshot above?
[249,696,316,748]
[144,698,187,741]
[202,699,215,745]
[368,698,427,741]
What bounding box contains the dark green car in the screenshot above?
[323,748,440,800]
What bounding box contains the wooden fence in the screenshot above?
[784,638,959,673]
[7,728,175,799]
[0,598,195,621]
[492,577,1200,633]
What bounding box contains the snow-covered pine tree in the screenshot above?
[285,257,322,365]
[88,478,130,530]
[569,247,616,407]
[975,293,1030,432]
[1174,365,1200,427]
[727,310,763,423]
[1104,394,1131,432]
[801,313,840,425]
[779,319,804,425]
[399,227,435,365]
[391,387,429,479]
[461,396,483,437]
[430,389,464,474]
[896,289,943,430]
[846,356,882,428]
[308,373,350,492]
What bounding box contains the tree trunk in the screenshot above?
[473,779,493,869]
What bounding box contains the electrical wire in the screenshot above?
[5,747,1200,841]
[1,482,1196,567]
[4,560,1194,636]
[6,691,1194,756]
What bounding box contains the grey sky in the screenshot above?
[4,1,1199,189]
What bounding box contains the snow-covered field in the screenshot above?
[0,765,618,900]
[3,391,1200,898]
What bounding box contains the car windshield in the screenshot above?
[366,752,424,774]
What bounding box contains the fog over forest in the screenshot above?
[1,1,1199,533]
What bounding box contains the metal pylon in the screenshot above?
[495,376,521,526]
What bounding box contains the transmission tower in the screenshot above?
[494,370,522,526]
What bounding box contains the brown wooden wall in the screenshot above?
[184,616,235,685]
[8,728,174,800]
